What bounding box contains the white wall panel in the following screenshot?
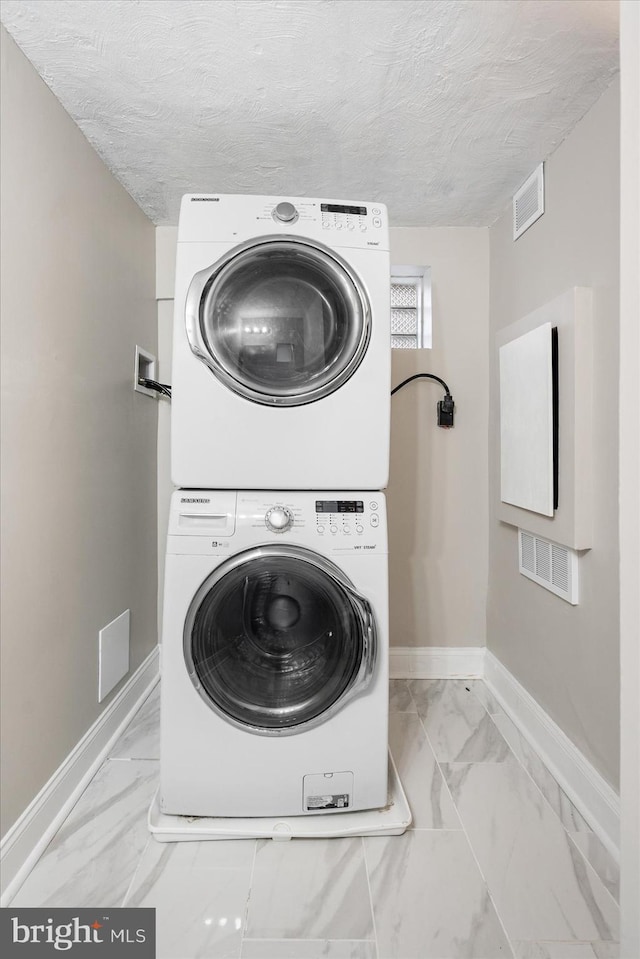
[500,323,554,516]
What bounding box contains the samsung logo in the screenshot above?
[191,197,219,202]
[180,497,210,503]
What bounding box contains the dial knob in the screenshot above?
[265,506,294,532]
[273,201,298,223]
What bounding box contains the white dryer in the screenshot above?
[160,489,389,818]
[170,194,390,490]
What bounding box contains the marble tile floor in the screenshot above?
[8,679,619,959]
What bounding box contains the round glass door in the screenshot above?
[184,546,376,733]
[185,238,370,406]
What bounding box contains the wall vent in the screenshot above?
[518,530,579,604]
[513,163,544,239]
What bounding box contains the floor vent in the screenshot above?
[513,163,544,239]
[518,530,579,604]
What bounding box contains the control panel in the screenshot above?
[314,498,381,537]
[320,203,384,234]
[263,197,387,236]
[253,497,382,538]
[179,194,389,249]
[169,491,387,555]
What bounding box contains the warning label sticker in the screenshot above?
[306,794,350,810]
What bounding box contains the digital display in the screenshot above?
[321,204,367,216]
[315,500,364,513]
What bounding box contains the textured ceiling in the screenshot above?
[0,0,619,227]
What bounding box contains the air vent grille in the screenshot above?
[513,163,545,239]
[518,529,579,604]
[535,539,551,581]
[521,532,535,574]
[551,544,569,592]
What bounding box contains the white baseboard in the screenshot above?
[483,650,620,862]
[390,645,619,862]
[0,645,160,905]
[389,645,485,679]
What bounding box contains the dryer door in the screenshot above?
[184,545,377,734]
[185,237,371,406]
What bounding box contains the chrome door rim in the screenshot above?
[183,544,377,735]
[184,236,371,407]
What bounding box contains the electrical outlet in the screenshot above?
[134,345,157,396]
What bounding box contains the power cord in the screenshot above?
[136,373,453,421]
[391,373,455,428]
[138,377,172,399]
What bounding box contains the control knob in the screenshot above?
[265,506,294,532]
[273,201,298,223]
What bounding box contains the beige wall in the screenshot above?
[0,28,158,835]
[619,3,640,953]
[388,229,490,648]
[155,227,490,650]
[487,80,620,788]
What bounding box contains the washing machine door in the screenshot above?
[184,237,371,406]
[184,545,377,734]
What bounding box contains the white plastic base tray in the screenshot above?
[148,757,411,842]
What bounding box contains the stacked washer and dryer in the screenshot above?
[159,194,395,825]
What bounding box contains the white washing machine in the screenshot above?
[160,489,389,818]
[170,194,390,490]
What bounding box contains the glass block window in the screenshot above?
[390,266,432,349]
